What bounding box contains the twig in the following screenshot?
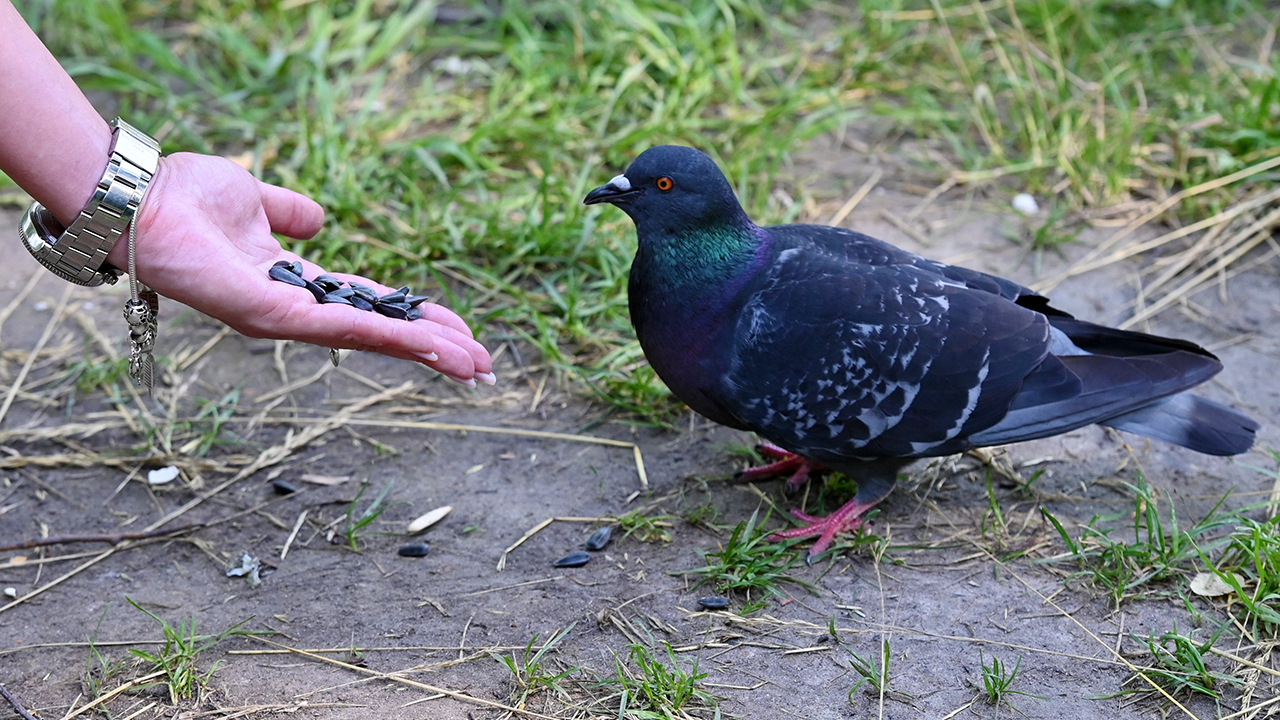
[495,516,604,571]
[144,381,413,533]
[0,523,200,553]
[280,509,308,560]
[0,269,45,337]
[0,284,72,427]
[879,208,932,247]
[253,637,563,720]
[829,168,883,227]
[0,683,38,720]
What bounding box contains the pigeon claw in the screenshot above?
[732,444,825,494]
[770,497,879,563]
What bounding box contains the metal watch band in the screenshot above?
[18,118,161,286]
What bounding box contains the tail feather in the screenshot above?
[1103,393,1258,456]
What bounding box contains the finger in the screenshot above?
[259,182,324,239]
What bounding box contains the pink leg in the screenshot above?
[733,443,827,492]
[771,496,885,562]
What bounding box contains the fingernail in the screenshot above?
[447,375,477,388]
[475,371,497,386]
[414,351,439,362]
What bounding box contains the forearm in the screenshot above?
[0,0,112,227]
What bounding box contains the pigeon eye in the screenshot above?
[656,176,674,192]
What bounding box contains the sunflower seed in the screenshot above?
[697,596,730,610]
[397,543,431,557]
[553,551,590,568]
[585,526,612,551]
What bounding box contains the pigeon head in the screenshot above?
[584,145,753,235]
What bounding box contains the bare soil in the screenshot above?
[1,136,1278,720]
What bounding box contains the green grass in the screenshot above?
[125,597,257,704]
[341,479,395,550]
[980,650,1046,715]
[676,509,813,612]
[1111,626,1239,706]
[14,0,1277,417]
[493,625,580,710]
[601,642,719,720]
[1041,472,1238,608]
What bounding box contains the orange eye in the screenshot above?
[656,176,674,192]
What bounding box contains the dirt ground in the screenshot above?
[1,134,1278,720]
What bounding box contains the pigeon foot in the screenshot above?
[733,443,826,492]
[771,497,880,563]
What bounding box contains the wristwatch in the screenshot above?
[18,118,161,286]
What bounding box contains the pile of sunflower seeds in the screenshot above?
[268,260,430,320]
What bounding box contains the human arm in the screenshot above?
[0,1,493,385]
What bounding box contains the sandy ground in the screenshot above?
[1,135,1278,720]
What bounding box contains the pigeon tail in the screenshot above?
[966,349,1225,448]
[1103,393,1259,456]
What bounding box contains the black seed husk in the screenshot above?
[272,480,297,495]
[553,551,590,568]
[302,279,326,303]
[268,265,308,287]
[351,295,375,312]
[322,292,353,305]
[375,303,409,320]
[585,526,612,551]
[406,307,424,321]
[397,543,431,557]
[697,596,730,610]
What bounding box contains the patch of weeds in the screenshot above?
[979,650,1045,714]
[341,480,396,551]
[126,597,257,704]
[178,389,243,456]
[613,510,675,544]
[82,608,130,701]
[677,509,813,612]
[1208,514,1280,637]
[1040,472,1237,607]
[847,639,903,701]
[683,501,720,529]
[1111,626,1238,705]
[493,625,579,709]
[600,642,718,720]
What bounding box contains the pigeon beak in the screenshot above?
[584,174,640,205]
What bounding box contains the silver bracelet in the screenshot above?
[18,118,160,286]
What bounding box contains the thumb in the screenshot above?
[259,181,324,239]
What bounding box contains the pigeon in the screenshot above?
[584,145,1258,560]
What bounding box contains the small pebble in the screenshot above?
[584,526,612,551]
[147,466,180,485]
[697,596,730,610]
[3,587,16,599]
[397,543,431,557]
[1012,193,1039,215]
[553,551,591,568]
[272,480,298,495]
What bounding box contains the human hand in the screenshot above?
[106,152,494,386]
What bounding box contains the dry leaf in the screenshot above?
[1190,572,1239,597]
